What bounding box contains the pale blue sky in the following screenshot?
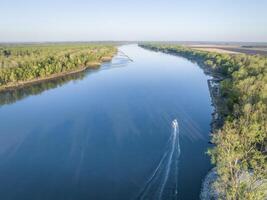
[0,0,266,42]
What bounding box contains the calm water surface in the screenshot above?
[0,45,212,200]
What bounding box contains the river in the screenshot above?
[0,44,213,200]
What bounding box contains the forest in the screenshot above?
[140,43,267,200]
[0,43,116,90]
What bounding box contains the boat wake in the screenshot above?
[136,119,181,200]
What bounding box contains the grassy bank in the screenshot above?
[0,44,117,91]
[139,43,267,200]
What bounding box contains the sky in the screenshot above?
[0,0,267,42]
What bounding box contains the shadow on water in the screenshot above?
[0,72,87,106]
[0,53,130,107]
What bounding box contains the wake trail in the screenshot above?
[158,119,180,200]
[136,119,181,200]
[138,149,169,200]
[137,133,173,200]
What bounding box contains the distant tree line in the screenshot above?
[0,44,116,88]
[140,44,267,200]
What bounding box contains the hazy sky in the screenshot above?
[1,0,267,42]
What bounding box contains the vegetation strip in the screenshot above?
[139,43,267,200]
[0,44,117,91]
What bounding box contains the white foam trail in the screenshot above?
[158,119,180,200]
[138,149,169,200]
[137,133,173,200]
[136,119,181,200]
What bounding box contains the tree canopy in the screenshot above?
[0,44,116,89]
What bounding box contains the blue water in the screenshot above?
[0,44,212,200]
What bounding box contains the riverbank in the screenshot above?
[0,44,214,200]
[0,62,100,92]
[139,44,225,199]
[0,44,116,92]
[0,59,117,92]
[139,44,226,131]
[139,43,267,200]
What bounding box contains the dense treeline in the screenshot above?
[140,44,267,199]
[0,44,116,89]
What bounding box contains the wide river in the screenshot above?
[0,44,213,200]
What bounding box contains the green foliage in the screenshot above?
[140,43,267,199]
[0,44,116,88]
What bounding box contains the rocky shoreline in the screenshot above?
[200,168,219,200]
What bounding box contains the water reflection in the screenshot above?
[0,72,87,106]
[0,53,130,106]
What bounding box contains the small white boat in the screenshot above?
[172,119,178,129]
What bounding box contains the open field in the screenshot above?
[185,44,267,55]
[191,47,240,54]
